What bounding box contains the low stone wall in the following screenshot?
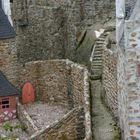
[29,107,85,140]
[102,43,118,117]
[0,39,19,85]
[102,34,129,139]
[17,102,38,135]
[18,59,91,139]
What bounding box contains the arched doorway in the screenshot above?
[22,82,35,104]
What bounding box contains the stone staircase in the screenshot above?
[90,32,109,78]
[90,30,120,140]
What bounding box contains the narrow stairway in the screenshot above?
[90,32,109,77]
[90,31,120,140]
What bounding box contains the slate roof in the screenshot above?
[0,71,19,97]
[0,1,1,8]
[125,0,137,19]
[0,8,16,39]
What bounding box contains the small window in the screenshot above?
[2,101,9,104]
[6,105,9,108]
[10,0,13,3]
[0,98,9,109]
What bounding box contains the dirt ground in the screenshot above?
[24,102,68,129]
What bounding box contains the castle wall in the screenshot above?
[11,0,115,64]
[125,20,140,139]
[0,39,18,85]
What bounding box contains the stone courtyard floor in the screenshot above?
[24,102,68,129]
[0,119,29,140]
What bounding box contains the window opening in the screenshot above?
[0,98,10,109]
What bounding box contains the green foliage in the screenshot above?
[2,123,13,132]
[0,137,9,140]
[2,123,27,133]
[13,124,27,131]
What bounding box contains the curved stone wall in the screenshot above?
[17,59,91,140]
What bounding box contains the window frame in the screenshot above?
[0,98,10,109]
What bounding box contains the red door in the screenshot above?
[22,82,35,104]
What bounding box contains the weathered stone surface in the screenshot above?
[0,39,19,85]
[75,27,96,69]
[11,0,115,64]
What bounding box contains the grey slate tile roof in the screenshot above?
[0,71,19,97]
[0,8,16,39]
[0,1,1,8]
[125,0,137,19]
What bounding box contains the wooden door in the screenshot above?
[22,82,35,104]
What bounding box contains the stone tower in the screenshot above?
[0,0,18,85]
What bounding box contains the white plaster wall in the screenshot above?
[116,0,125,45]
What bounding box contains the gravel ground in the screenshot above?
[0,119,29,140]
[24,102,68,129]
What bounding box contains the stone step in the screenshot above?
[92,58,102,61]
[90,75,101,80]
[92,60,102,64]
[92,63,102,66]
[91,65,102,69]
[92,57,102,60]
[93,54,102,57]
[94,50,102,54]
[92,67,102,70]
[94,47,103,51]
[95,44,103,48]
[96,38,105,41]
[96,41,104,45]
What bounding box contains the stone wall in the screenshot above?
[125,20,140,139]
[11,0,115,64]
[102,45,118,117]
[18,59,91,139]
[117,47,129,140]
[19,60,68,107]
[102,32,129,139]
[29,107,86,140]
[0,39,18,85]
